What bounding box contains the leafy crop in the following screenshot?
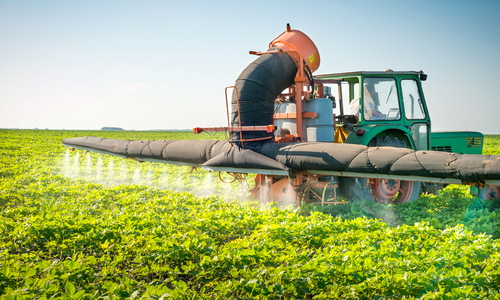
[300,185,500,239]
[484,135,500,155]
[1,129,500,299]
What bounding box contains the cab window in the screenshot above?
[363,78,400,121]
[401,79,426,119]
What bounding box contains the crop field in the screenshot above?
[1,130,500,299]
[484,135,500,155]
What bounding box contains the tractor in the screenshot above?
[263,69,489,203]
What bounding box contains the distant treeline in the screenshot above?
[101,127,124,131]
[100,127,191,131]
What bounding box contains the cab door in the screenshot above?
[400,79,430,150]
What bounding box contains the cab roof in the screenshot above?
[314,70,425,80]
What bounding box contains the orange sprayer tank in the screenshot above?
[269,25,320,72]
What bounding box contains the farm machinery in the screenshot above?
[63,24,500,204]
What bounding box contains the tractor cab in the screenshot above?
[313,70,431,150]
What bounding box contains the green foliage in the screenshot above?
[1,130,500,299]
[483,135,500,155]
[301,184,500,239]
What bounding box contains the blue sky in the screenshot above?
[1,0,499,133]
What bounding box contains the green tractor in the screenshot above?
[312,70,492,202]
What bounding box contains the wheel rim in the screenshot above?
[370,179,401,202]
[365,137,422,203]
[394,181,416,203]
[482,187,500,200]
[370,179,416,203]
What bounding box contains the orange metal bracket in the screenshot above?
[273,112,318,119]
[193,125,275,134]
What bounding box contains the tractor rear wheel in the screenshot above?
[368,136,422,203]
[478,186,500,200]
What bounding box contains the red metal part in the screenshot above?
[275,135,298,143]
[480,187,500,200]
[192,125,275,134]
[250,172,343,205]
[370,179,418,203]
[269,24,320,73]
[370,178,401,202]
[273,111,319,119]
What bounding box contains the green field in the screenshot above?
[484,135,500,155]
[1,130,499,299]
